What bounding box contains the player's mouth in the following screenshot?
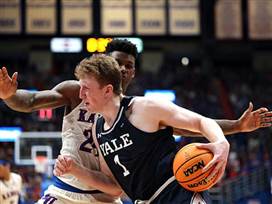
[122,74,127,79]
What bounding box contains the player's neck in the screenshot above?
[102,95,122,129]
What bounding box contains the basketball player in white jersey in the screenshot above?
[0,159,22,204]
[0,40,272,203]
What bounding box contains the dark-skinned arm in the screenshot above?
[0,66,79,112]
[174,102,272,136]
[4,81,75,112]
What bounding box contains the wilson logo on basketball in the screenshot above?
[183,160,205,176]
[188,178,208,188]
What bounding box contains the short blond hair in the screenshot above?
[75,54,122,95]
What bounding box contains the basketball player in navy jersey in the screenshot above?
[65,54,229,203]
[0,40,272,203]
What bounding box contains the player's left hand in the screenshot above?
[238,102,272,132]
[195,140,230,184]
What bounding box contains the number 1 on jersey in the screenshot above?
[114,155,130,177]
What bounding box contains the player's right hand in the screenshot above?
[0,67,18,99]
[53,155,74,176]
[196,140,230,184]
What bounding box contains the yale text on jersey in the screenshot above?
[99,133,133,156]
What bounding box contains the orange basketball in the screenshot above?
[173,143,218,192]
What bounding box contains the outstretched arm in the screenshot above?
[216,102,272,134]
[53,155,122,197]
[0,67,78,112]
[173,102,272,136]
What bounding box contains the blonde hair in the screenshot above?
[75,54,122,95]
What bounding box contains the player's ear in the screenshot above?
[104,84,114,97]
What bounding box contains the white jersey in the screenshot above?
[58,101,99,190]
[0,172,22,204]
[38,102,122,204]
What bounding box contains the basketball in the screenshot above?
[173,143,218,192]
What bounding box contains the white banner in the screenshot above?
[50,38,82,53]
[101,0,132,35]
[136,0,166,35]
[215,0,242,39]
[61,0,92,34]
[0,0,21,33]
[26,0,56,34]
[169,0,200,35]
[248,0,272,39]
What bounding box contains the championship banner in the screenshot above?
[0,0,21,34]
[248,0,272,39]
[61,0,92,34]
[215,0,242,39]
[136,0,166,35]
[101,0,132,35]
[26,0,56,34]
[169,0,200,35]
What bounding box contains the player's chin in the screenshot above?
[84,102,92,111]
[86,106,95,112]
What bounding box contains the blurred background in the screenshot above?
[0,0,272,203]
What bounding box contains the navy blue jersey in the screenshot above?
[96,96,179,201]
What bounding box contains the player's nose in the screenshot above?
[120,65,127,76]
[79,87,85,99]
[119,64,126,72]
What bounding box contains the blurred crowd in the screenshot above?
[0,54,272,203]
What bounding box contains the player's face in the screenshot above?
[79,75,109,113]
[110,51,135,92]
[0,162,10,180]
